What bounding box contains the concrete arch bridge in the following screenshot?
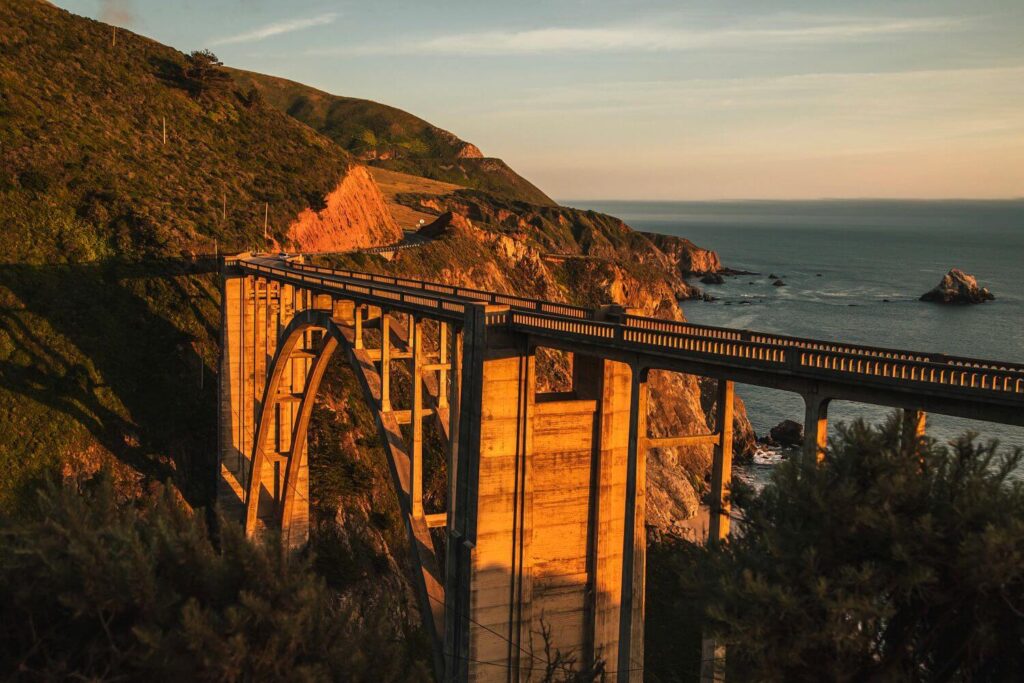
[217,253,1024,682]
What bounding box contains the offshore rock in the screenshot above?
[920,268,995,304]
[769,419,803,447]
[700,273,725,285]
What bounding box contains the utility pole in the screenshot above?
[112,26,116,48]
[162,116,166,145]
[263,203,268,240]
[222,190,227,222]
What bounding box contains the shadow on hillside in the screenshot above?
[0,257,220,507]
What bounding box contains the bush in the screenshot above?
[686,413,1024,681]
[0,474,427,681]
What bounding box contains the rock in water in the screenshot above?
[920,268,995,304]
[772,278,786,287]
[700,273,725,285]
[769,419,804,447]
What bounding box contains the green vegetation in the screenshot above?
[229,68,555,206]
[0,0,351,261]
[659,414,1024,681]
[0,473,428,681]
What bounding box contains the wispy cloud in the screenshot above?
[320,16,961,56]
[211,12,338,47]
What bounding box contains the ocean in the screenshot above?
[567,199,1024,479]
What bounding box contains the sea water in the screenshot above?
[568,199,1024,481]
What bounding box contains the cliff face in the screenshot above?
[646,232,723,275]
[286,165,402,253]
[323,203,757,536]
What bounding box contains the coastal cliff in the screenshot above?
[320,183,758,536]
[286,165,402,253]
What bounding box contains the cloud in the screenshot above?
[211,12,338,47]
[322,16,962,56]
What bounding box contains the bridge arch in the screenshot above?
[244,309,340,544]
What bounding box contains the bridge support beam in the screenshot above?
[700,378,734,683]
[411,316,425,518]
[901,409,927,455]
[803,393,831,463]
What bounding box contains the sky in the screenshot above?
[61,0,1024,200]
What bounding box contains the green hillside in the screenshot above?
[0,0,372,509]
[229,68,556,206]
[0,0,352,263]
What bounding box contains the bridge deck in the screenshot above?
[229,255,1024,427]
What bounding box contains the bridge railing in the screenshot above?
[798,348,1024,395]
[622,314,1024,374]
[505,310,1023,395]
[289,262,594,320]
[288,260,1024,375]
[237,257,1024,398]
[236,261,472,320]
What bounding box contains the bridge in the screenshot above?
[217,253,1024,682]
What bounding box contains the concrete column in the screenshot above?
[901,409,927,455]
[381,310,392,412]
[701,379,734,683]
[616,365,648,683]
[217,273,251,522]
[803,393,831,463]
[411,316,424,518]
[708,379,735,542]
[354,304,365,349]
[438,321,449,409]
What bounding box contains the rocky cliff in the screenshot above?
[321,194,757,536]
[286,165,402,253]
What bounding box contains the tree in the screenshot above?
[0,474,429,681]
[687,412,1024,681]
[183,49,230,96]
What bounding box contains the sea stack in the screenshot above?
[920,268,995,304]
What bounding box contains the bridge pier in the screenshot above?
[803,393,831,463]
[443,321,647,682]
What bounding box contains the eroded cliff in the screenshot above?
[286,165,402,253]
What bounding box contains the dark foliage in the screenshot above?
[183,50,231,96]
[0,474,427,681]
[686,413,1024,681]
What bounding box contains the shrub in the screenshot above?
[686,413,1024,681]
[0,474,427,681]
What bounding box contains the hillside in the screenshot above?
[0,0,398,262]
[229,68,556,206]
[0,0,403,512]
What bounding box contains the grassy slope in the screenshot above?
[0,0,351,262]
[229,68,556,206]
[0,0,360,509]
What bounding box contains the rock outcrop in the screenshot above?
[920,269,995,304]
[701,273,725,285]
[286,165,402,253]
[645,232,723,275]
[329,199,759,536]
[768,419,803,447]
